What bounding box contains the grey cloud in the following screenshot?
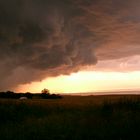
[0,0,140,90]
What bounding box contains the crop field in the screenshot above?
[0,95,140,140]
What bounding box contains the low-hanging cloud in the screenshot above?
[0,0,140,90]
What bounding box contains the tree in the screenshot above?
[25,92,33,99]
[41,88,50,95]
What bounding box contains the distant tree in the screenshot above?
[5,91,14,98]
[41,88,50,95]
[6,91,14,94]
[41,88,50,99]
[5,91,20,99]
[25,92,33,99]
[40,88,62,99]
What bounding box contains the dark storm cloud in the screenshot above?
[0,0,140,90]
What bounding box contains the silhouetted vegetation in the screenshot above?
[0,91,21,99]
[0,95,140,140]
[0,89,62,99]
[41,88,50,94]
[25,92,33,99]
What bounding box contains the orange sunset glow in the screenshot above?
[17,70,140,93]
[16,55,140,94]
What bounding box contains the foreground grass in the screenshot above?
[0,95,140,140]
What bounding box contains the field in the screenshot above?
[0,95,140,140]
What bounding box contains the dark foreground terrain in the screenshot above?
[0,95,140,140]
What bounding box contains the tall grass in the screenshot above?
[0,95,140,140]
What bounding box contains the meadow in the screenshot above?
[0,95,140,140]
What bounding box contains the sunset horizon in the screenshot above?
[16,70,140,94]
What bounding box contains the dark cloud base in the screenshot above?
[0,0,140,90]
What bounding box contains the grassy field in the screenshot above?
[0,95,140,140]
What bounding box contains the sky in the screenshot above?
[1,0,140,93]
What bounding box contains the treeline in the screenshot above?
[0,91,62,99]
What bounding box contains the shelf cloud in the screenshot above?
[0,0,140,90]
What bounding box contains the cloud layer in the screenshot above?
[0,0,140,90]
